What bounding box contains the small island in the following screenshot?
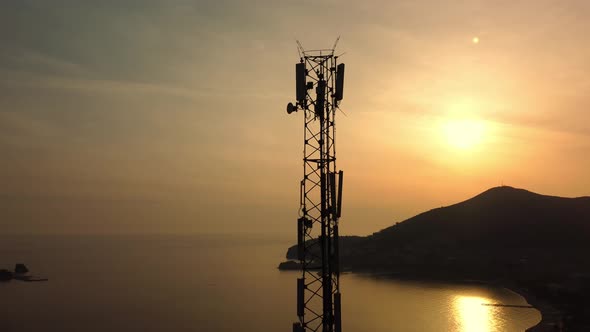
[0,264,48,282]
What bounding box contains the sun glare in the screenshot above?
[453,296,494,332]
[442,118,487,151]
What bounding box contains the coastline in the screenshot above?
[280,261,561,331]
[509,286,560,332]
[279,260,564,331]
[356,272,559,332]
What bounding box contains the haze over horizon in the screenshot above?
[2,1,590,235]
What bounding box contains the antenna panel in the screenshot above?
[297,278,305,317]
[296,63,306,102]
[335,63,345,101]
[315,80,326,118]
[337,170,343,218]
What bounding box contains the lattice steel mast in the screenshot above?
[286,42,346,332]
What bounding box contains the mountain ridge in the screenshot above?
[367,186,590,251]
[283,186,590,268]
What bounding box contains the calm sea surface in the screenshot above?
[0,234,541,331]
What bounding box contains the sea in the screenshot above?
[0,234,541,331]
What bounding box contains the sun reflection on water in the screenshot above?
[453,296,496,332]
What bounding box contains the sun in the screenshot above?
[441,118,486,151]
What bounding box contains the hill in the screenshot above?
[280,186,590,330]
[334,186,590,277]
[284,186,590,273]
[371,186,590,250]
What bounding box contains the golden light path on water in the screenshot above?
[453,296,495,332]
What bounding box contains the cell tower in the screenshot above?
[286,40,346,332]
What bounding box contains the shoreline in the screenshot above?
[382,274,562,332]
[280,264,562,331]
[509,286,561,332]
[354,272,559,332]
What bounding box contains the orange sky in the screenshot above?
[1,1,589,235]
